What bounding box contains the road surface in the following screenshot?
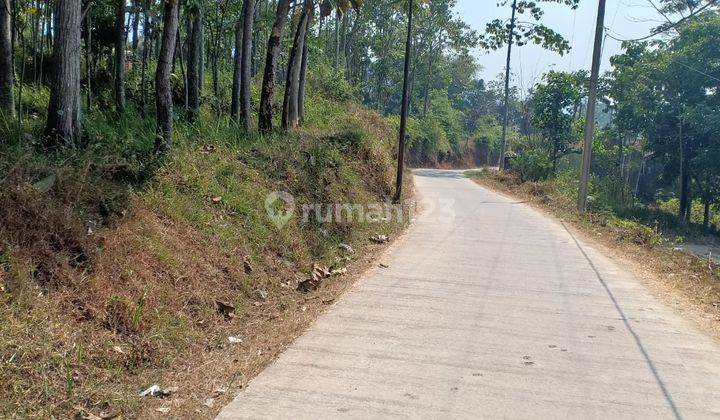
[217,169,720,419]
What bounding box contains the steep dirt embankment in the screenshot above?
[0,100,412,418]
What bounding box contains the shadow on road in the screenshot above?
[560,221,682,420]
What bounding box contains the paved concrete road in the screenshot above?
[217,169,720,419]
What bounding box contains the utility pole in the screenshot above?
[577,0,606,213]
[497,0,517,170]
[394,0,413,203]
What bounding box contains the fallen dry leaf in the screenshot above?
[216,300,236,320]
[330,267,347,276]
[297,278,322,293]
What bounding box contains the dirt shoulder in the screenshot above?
[467,170,720,341]
[142,211,414,419]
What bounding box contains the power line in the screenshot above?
[675,61,720,83]
[603,0,718,42]
[604,29,720,84]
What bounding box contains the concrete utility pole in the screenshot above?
[497,0,517,171]
[394,0,413,202]
[578,0,607,213]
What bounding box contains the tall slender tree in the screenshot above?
[258,0,291,133]
[45,0,82,146]
[0,0,14,118]
[298,14,310,125]
[140,0,151,116]
[239,0,257,130]
[481,0,579,169]
[155,0,179,152]
[282,0,312,130]
[131,1,140,52]
[114,0,127,114]
[187,0,203,122]
[231,15,243,121]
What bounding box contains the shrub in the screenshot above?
[308,60,357,102]
[526,182,554,197]
[609,217,662,247]
[510,150,553,182]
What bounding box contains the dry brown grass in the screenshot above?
[1,203,409,418]
[0,104,413,418]
[468,169,720,338]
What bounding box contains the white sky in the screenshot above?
[454,0,674,92]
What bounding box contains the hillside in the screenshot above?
[0,92,412,418]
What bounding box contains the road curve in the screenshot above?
[217,169,720,419]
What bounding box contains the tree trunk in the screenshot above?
[39,2,50,85]
[678,117,690,223]
[155,0,179,153]
[258,0,291,133]
[251,0,261,77]
[85,4,92,109]
[298,13,310,125]
[31,0,38,84]
[140,0,150,116]
[0,0,15,117]
[45,0,82,146]
[282,1,310,130]
[175,27,188,110]
[345,10,360,79]
[46,5,52,51]
[131,1,139,52]
[114,0,126,114]
[239,0,256,130]
[187,2,202,122]
[334,11,339,67]
[230,16,242,121]
[340,8,347,70]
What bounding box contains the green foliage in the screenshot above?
[480,0,579,54]
[307,58,358,102]
[510,149,553,182]
[531,71,582,172]
[405,89,468,164]
[608,217,662,247]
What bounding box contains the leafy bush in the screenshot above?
[307,59,357,102]
[609,217,662,247]
[510,150,553,182]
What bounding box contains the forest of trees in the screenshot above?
[0,0,718,225]
[0,0,481,149]
[499,0,720,229]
